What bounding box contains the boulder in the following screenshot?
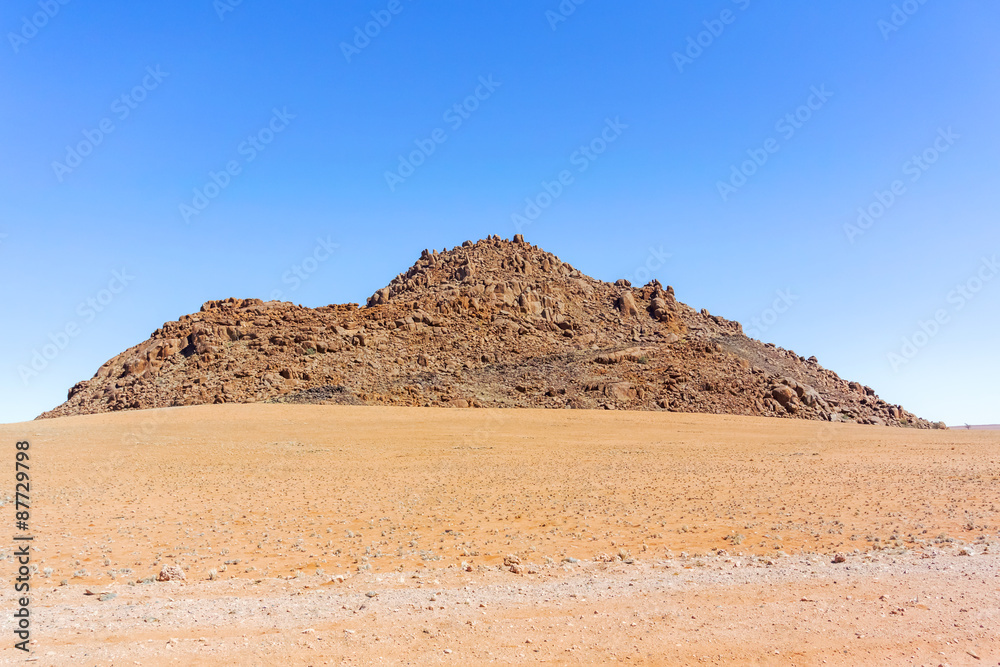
[67,380,89,400]
[648,292,674,323]
[770,385,797,409]
[595,347,647,364]
[605,382,637,401]
[123,358,148,377]
[796,384,824,409]
[617,291,639,318]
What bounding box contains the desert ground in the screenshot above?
[1,405,998,665]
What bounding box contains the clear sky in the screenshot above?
[1,1,997,425]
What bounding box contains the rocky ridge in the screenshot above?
[40,235,938,427]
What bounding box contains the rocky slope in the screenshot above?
[40,235,939,427]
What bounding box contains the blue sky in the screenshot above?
[1,0,998,425]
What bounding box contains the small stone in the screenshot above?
[832,553,846,563]
[157,564,186,582]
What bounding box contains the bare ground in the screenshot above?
[1,405,997,665]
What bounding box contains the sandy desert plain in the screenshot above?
[1,404,998,666]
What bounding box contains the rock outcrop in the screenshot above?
[39,236,936,428]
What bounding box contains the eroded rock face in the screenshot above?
[39,236,935,428]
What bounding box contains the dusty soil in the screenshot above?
[1,405,997,665]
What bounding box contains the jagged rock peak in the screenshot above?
[39,234,940,430]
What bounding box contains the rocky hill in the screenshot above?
[40,235,939,427]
